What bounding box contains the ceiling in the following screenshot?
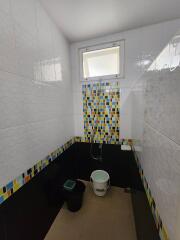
[40,0,180,43]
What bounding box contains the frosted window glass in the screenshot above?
[83,46,120,79]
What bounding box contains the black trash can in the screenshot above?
[63,180,86,212]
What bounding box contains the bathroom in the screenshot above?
[0,0,180,239]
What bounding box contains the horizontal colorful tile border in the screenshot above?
[75,136,133,146]
[0,136,133,206]
[0,137,76,206]
[132,146,169,240]
[0,135,169,240]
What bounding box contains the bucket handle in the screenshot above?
[90,176,93,184]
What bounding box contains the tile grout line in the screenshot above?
[145,121,180,147]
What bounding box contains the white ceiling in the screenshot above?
[40,0,180,43]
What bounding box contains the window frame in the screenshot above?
[79,40,125,82]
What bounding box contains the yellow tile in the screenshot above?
[0,188,3,196]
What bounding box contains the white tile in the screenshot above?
[74,114,84,137]
[0,0,11,14]
[120,88,132,115]
[0,1,74,188]
[71,19,180,141]
[10,0,37,37]
[141,123,180,240]
[145,68,180,145]
[132,30,180,240]
[73,92,83,115]
[131,88,145,141]
[0,9,17,73]
[120,113,132,139]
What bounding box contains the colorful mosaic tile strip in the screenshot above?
[82,81,120,144]
[0,137,76,206]
[132,146,169,240]
[0,136,133,206]
[75,136,133,146]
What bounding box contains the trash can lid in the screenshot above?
[63,179,76,191]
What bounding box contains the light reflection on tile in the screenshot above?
[133,31,180,240]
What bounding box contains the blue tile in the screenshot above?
[6,181,13,191]
[0,196,4,204]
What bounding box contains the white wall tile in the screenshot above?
[145,68,180,145]
[120,88,132,139]
[0,0,11,14]
[73,92,83,115]
[74,114,84,137]
[132,30,180,240]
[70,19,180,140]
[10,0,37,37]
[142,123,180,240]
[0,8,17,73]
[0,1,73,187]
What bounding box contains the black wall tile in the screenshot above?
[131,190,160,240]
[0,144,76,240]
[0,142,158,240]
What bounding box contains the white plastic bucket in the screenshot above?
[90,170,110,197]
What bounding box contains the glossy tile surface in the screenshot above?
[71,19,180,139]
[133,31,180,240]
[145,59,180,145]
[82,81,120,143]
[0,0,73,187]
[142,124,180,239]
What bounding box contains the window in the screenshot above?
[80,40,124,81]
